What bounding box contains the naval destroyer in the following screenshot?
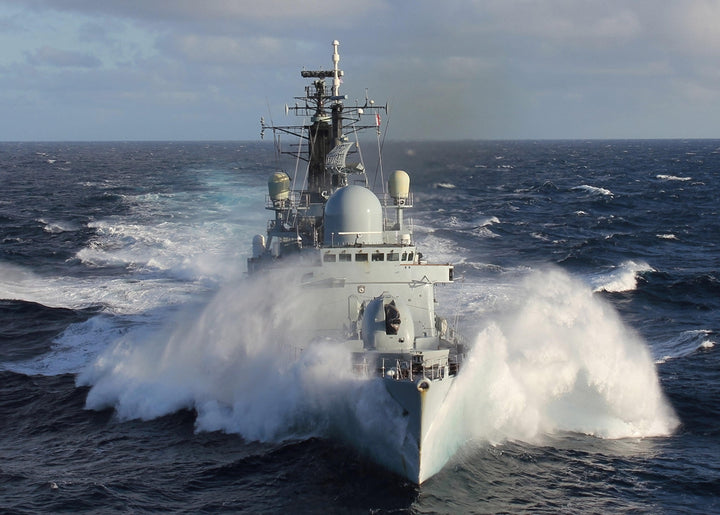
[248,41,464,484]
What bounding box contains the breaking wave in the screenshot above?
[654,329,716,364]
[74,266,676,467]
[68,269,411,474]
[4,263,678,478]
[656,174,691,182]
[572,185,614,197]
[587,260,655,293]
[423,268,679,474]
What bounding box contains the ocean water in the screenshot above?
[0,140,718,513]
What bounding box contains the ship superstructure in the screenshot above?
[248,41,464,483]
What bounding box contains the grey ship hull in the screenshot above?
[383,373,457,483]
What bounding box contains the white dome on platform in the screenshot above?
[324,185,383,246]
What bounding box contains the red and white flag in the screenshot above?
[375,113,381,127]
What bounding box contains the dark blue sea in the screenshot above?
[1,140,718,513]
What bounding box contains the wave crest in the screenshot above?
[427,268,678,456]
[589,260,654,293]
[572,184,614,197]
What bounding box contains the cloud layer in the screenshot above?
[1,1,719,140]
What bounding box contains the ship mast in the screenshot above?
[300,40,345,197]
[261,40,386,200]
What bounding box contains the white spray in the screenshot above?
[422,267,679,474]
[77,269,410,455]
[77,265,678,475]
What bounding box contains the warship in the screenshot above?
[248,40,464,484]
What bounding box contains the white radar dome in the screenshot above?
[268,171,290,201]
[324,185,383,246]
[388,170,410,200]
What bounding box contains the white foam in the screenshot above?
[656,174,691,181]
[5,258,679,480]
[74,272,412,461]
[477,215,500,227]
[77,275,321,427]
[588,260,654,293]
[1,174,266,314]
[654,329,715,364]
[573,184,614,197]
[76,183,265,282]
[423,268,678,472]
[38,218,79,234]
[2,313,151,376]
[656,234,678,240]
[0,261,204,314]
[65,265,677,474]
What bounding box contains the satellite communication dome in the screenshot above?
[268,171,291,201]
[324,185,383,246]
[388,170,410,200]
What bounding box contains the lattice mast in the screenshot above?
[261,40,385,200]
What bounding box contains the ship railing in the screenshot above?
[380,355,454,382]
[379,358,413,381]
[326,230,383,247]
[417,355,451,381]
[382,218,414,239]
[353,357,370,377]
[448,354,462,376]
[447,327,465,347]
[265,191,312,211]
[379,192,414,208]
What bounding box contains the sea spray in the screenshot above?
[588,260,655,293]
[81,270,331,433]
[78,269,411,455]
[78,264,679,478]
[422,267,679,475]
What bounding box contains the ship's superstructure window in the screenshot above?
[324,251,398,263]
[401,252,414,262]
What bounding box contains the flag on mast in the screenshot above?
[375,113,381,127]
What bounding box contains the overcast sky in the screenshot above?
[1,1,719,141]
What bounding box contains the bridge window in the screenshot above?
[355,253,368,262]
[388,253,399,261]
[339,253,351,262]
[323,253,336,262]
[372,252,384,262]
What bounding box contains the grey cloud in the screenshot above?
[2,0,720,140]
[9,0,387,31]
[26,46,101,68]
[157,34,289,66]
